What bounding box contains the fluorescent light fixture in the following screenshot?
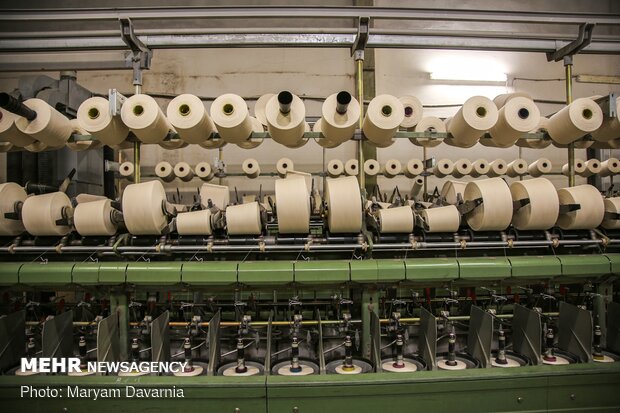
[430,69,507,83]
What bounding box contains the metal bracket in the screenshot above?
[457,197,483,215]
[559,203,581,214]
[108,89,127,117]
[546,23,595,62]
[513,198,531,212]
[119,18,152,87]
[593,92,617,119]
[351,16,370,59]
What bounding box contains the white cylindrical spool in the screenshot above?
[378,206,415,233]
[122,180,168,235]
[266,91,306,147]
[0,183,27,236]
[325,176,362,233]
[22,192,73,236]
[528,158,553,177]
[0,108,36,147]
[159,138,188,150]
[254,93,274,126]
[441,180,467,205]
[583,159,602,177]
[242,158,260,179]
[452,159,473,178]
[447,96,498,147]
[276,158,294,178]
[410,177,424,200]
[226,202,262,235]
[470,159,490,177]
[77,97,128,146]
[362,94,404,147]
[321,92,360,144]
[516,117,552,149]
[15,98,72,146]
[210,93,253,144]
[200,183,229,210]
[507,159,528,177]
[364,159,381,176]
[236,117,264,149]
[327,159,345,178]
[120,94,172,144]
[488,96,540,147]
[404,159,424,178]
[155,161,174,182]
[433,159,454,178]
[313,118,340,149]
[601,158,620,177]
[275,175,310,234]
[167,94,214,144]
[195,162,214,181]
[464,178,513,231]
[420,206,461,233]
[67,119,100,151]
[74,199,118,236]
[344,159,359,176]
[383,159,402,178]
[488,159,507,177]
[591,97,620,142]
[510,178,559,230]
[411,116,445,147]
[493,92,532,109]
[562,159,586,176]
[75,194,107,204]
[176,210,212,235]
[546,98,603,145]
[174,162,194,182]
[198,126,227,149]
[399,95,423,129]
[556,185,605,230]
[602,197,620,229]
[119,162,134,181]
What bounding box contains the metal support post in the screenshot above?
[110,292,129,361]
[565,56,575,187]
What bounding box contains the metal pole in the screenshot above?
[356,54,365,191]
[133,83,142,184]
[564,56,575,187]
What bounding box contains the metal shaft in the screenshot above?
[565,58,575,187]
[356,57,365,191]
[0,92,37,120]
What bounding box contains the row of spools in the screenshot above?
[2,174,620,239]
[115,157,620,182]
[1,90,618,151]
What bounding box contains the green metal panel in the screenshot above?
[295,260,349,284]
[350,260,377,282]
[71,262,100,285]
[404,258,458,282]
[238,261,293,285]
[376,259,406,282]
[0,262,22,286]
[19,262,73,285]
[508,256,561,279]
[98,263,127,285]
[559,255,611,279]
[605,253,620,274]
[126,262,182,285]
[547,370,620,412]
[181,261,238,286]
[458,257,511,281]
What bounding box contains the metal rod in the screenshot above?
[0,93,36,120]
[133,141,141,184]
[565,58,575,187]
[2,7,617,25]
[23,312,559,328]
[356,57,365,191]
